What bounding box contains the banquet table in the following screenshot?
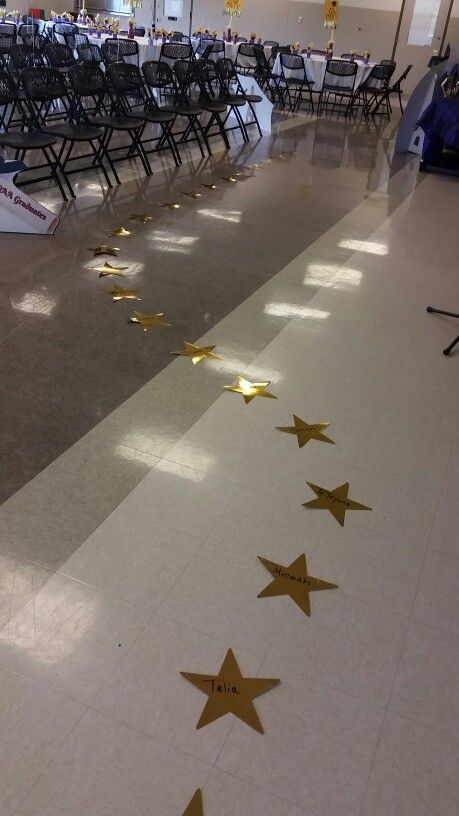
[272,53,376,91]
[418,97,459,164]
[190,39,272,68]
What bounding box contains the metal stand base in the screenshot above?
[426,306,459,355]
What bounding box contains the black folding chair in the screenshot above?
[18,23,39,46]
[356,62,396,118]
[371,64,412,116]
[235,42,258,74]
[43,41,76,78]
[158,42,193,67]
[215,57,263,138]
[319,59,357,116]
[171,59,209,156]
[264,40,279,47]
[279,52,314,112]
[53,22,78,44]
[68,61,151,179]
[0,66,69,201]
[20,65,114,197]
[101,37,139,67]
[198,39,224,61]
[76,42,103,67]
[64,31,88,53]
[193,58,234,150]
[0,31,16,70]
[107,61,180,166]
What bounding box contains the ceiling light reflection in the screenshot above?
[305,265,362,289]
[197,208,242,223]
[11,291,56,316]
[339,239,388,255]
[156,459,207,481]
[264,302,330,319]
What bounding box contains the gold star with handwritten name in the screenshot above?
[171,341,222,365]
[108,227,131,237]
[129,311,171,330]
[181,191,202,199]
[88,245,119,257]
[201,183,217,190]
[224,376,277,404]
[303,482,372,526]
[93,262,128,278]
[220,176,237,183]
[258,554,337,617]
[107,285,140,302]
[276,416,334,448]
[129,213,155,223]
[158,202,181,209]
[182,789,203,816]
[181,648,279,734]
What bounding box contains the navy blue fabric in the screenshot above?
[418,97,459,162]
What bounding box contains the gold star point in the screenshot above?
[224,375,277,404]
[158,202,181,210]
[181,648,279,734]
[180,191,202,199]
[107,284,140,302]
[108,226,131,237]
[258,554,337,617]
[182,789,203,816]
[88,245,119,257]
[129,310,171,330]
[276,415,334,448]
[201,183,217,190]
[171,341,223,365]
[220,175,237,183]
[93,262,129,277]
[303,481,372,526]
[129,213,155,223]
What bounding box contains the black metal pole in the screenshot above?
[391,0,407,62]
[189,0,194,37]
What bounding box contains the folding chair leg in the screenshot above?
[43,145,68,202]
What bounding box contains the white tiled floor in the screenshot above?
[1,165,458,814]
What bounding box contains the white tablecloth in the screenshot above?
[191,38,271,68]
[272,54,375,91]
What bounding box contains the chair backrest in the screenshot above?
[325,59,357,77]
[0,23,16,37]
[142,59,174,88]
[381,59,396,67]
[64,31,88,51]
[43,41,76,69]
[236,36,247,42]
[134,27,145,37]
[21,65,67,105]
[10,43,44,71]
[171,31,185,41]
[68,61,108,98]
[254,44,269,71]
[173,57,195,91]
[53,22,78,41]
[271,45,291,65]
[0,66,19,105]
[367,63,395,83]
[310,49,326,55]
[200,44,213,60]
[236,43,257,60]
[76,43,103,64]
[159,42,193,64]
[341,52,364,59]
[102,37,139,66]
[280,53,305,73]
[264,40,278,47]
[0,31,16,56]
[107,61,143,94]
[18,23,39,45]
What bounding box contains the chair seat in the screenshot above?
[243,93,262,102]
[167,104,203,117]
[137,109,176,124]
[199,99,227,113]
[44,123,104,141]
[220,94,246,107]
[0,131,57,149]
[88,115,143,131]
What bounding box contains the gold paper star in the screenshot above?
[93,262,128,277]
[171,341,222,365]
[107,285,140,302]
[129,213,155,223]
[158,202,181,209]
[181,648,279,734]
[182,789,203,816]
[220,176,237,183]
[129,310,171,330]
[88,245,119,257]
[303,482,372,526]
[258,554,337,617]
[276,415,334,448]
[201,183,217,190]
[108,227,131,237]
[180,191,202,199]
[224,375,277,404]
